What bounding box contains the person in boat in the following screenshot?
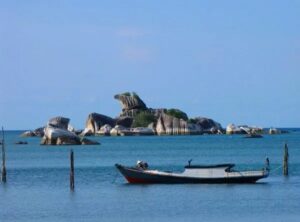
[136,160,149,170]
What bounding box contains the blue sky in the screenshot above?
[1,0,300,129]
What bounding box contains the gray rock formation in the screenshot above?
[131,127,155,135]
[240,126,263,134]
[116,116,133,128]
[80,128,94,137]
[41,126,99,145]
[67,124,76,133]
[85,113,116,134]
[98,124,112,135]
[109,125,155,136]
[83,92,223,136]
[21,127,45,137]
[226,124,263,135]
[40,116,99,145]
[269,128,281,134]
[21,131,36,137]
[187,123,203,135]
[114,92,147,117]
[22,117,71,138]
[110,125,133,136]
[155,114,223,135]
[41,126,81,145]
[156,113,190,135]
[33,127,46,137]
[226,124,246,134]
[48,116,70,129]
[191,117,223,134]
[147,122,156,131]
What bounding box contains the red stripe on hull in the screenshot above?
[125,176,151,184]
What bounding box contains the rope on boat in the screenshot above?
[111,170,119,184]
[269,165,283,174]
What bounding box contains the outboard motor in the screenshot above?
[136,160,149,170]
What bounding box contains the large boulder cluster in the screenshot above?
[226,124,264,135]
[22,91,283,140]
[41,117,99,145]
[85,113,116,133]
[21,127,45,137]
[22,116,99,145]
[83,92,223,136]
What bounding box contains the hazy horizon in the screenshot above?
[1,0,300,129]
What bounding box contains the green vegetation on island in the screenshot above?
[132,111,156,128]
[165,109,188,121]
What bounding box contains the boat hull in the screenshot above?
[115,164,267,184]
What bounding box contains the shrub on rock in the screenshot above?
[132,112,156,128]
[165,109,188,121]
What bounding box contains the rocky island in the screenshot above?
[21,92,285,144]
[84,92,223,136]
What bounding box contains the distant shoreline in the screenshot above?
[4,127,300,133]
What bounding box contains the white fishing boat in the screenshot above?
[116,160,269,184]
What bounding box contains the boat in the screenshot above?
[115,160,269,184]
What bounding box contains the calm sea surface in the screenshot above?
[0,130,300,222]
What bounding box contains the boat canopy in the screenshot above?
[184,163,235,169]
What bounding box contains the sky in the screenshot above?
[0,0,300,129]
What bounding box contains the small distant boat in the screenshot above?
[15,141,28,145]
[244,134,263,138]
[115,160,269,184]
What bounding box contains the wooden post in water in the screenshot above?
[283,143,289,176]
[70,149,75,191]
[1,127,7,183]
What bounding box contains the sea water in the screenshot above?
[0,130,299,222]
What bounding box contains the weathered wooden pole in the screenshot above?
[283,143,289,176]
[70,149,75,191]
[1,127,7,183]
